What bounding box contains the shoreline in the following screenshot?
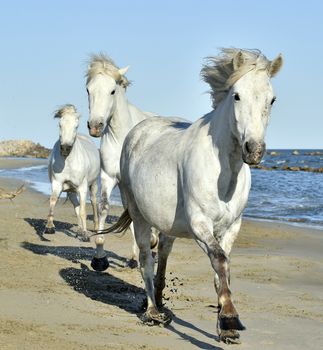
[1,156,323,233]
[0,156,48,169]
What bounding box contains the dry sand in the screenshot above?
[0,158,323,349]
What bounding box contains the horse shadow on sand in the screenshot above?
[22,218,222,349]
[24,214,119,242]
[23,214,128,269]
[24,217,74,242]
[59,265,222,349]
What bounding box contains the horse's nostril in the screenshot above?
[87,121,90,129]
[98,122,104,128]
[245,142,251,153]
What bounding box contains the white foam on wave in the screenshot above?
[29,181,51,196]
[15,165,47,172]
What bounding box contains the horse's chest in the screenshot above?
[205,167,250,234]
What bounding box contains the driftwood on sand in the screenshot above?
[0,184,25,200]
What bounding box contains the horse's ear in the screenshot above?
[233,51,244,70]
[269,54,283,77]
[118,66,130,76]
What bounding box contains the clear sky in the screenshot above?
[1,0,322,149]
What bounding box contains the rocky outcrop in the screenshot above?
[251,164,323,172]
[0,140,50,158]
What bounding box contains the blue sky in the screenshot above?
[1,0,322,148]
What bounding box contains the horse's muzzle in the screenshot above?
[87,121,103,138]
[60,144,72,157]
[242,140,266,165]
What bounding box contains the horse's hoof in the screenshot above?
[140,308,172,327]
[91,256,109,271]
[219,314,246,331]
[127,258,138,269]
[76,231,91,242]
[44,227,55,234]
[220,329,241,344]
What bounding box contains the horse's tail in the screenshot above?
[91,209,132,237]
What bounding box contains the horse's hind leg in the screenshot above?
[128,223,139,268]
[68,192,81,228]
[132,217,172,326]
[129,225,160,269]
[76,181,90,242]
[44,181,62,234]
[154,233,175,309]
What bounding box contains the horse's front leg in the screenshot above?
[216,217,243,343]
[190,218,245,344]
[91,171,116,271]
[99,170,117,230]
[44,181,62,234]
[89,181,99,231]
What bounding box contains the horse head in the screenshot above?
[54,104,80,158]
[202,49,283,165]
[86,54,129,138]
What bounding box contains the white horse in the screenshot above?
[86,54,158,270]
[100,49,283,344]
[45,105,100,241]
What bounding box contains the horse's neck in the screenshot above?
[206,99,243,172]
[107,88,148,144]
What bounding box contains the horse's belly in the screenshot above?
[129,166,190,236]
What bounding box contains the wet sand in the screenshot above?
[0,158,323,349]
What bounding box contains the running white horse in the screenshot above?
[100,49,283,344]
[44,105,100,241]
[86,54,158,270]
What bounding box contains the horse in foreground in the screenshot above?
[86,54,158,269]
[44,105,100,241]
[101,49,283,344]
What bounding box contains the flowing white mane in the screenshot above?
[201,48,272,108]
[86,53,130,88]
[54,104,78,119]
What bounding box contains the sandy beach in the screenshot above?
[0,158,322,350]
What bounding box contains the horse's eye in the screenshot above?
[271,97,276,105]
[234,93,240,101]
[111,90,116,95]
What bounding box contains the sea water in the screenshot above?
[1,150,323,228]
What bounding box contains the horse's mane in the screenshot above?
[54,104,78,119]
[86,53,130,88]
[201,48,271,109]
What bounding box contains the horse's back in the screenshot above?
[123,116,191,159]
